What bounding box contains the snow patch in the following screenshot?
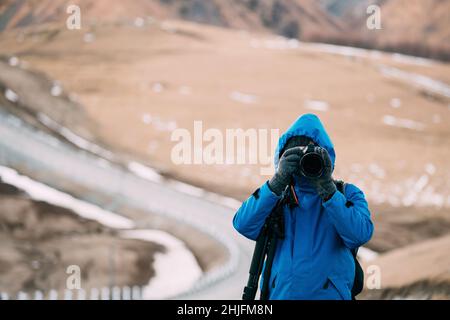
[152,83,164,93]
[134,17,145,28]
[303,42,433,67]
[83,33,95,43]
[425,163,436,175]
[230,91,258,105]
[50,82,63,97]
[0,166,134,229]
[250,37,300,50]
[379,65,450,99]
[127,161,163,183]
[390,98,401,109]
[341,162,449,208]
[357,247,379,263]
[304,42,382,60]
[391,53,434,67]
[382,115,425,131]
[141,114,177,131]
[4,88,19,103]
[165,180,241,210]
[368,163,385,179]
[178,86,192,95]
[142,113,152,124]
[8,56,19,67]
[166,180,206,198]
[125,161,240,209]
[304,100,329,112]
[121,229,202,299]
[37,113,114,160]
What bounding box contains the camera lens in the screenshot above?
[300,152,324,178]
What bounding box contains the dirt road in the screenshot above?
[0,108,250,299]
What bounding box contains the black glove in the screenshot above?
[306,147,336,201]
[269,147,303,195]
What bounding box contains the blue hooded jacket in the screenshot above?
[233,113,374,300]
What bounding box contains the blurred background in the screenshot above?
[0,0,449,300]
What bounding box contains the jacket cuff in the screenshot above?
[322,191,347,220]
[322,189,346,211]
[261,180,282,201]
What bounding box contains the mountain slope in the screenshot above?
[320,0,450,48]
[0,0,344,39]
[1,0,449,59]
[375,0,450,46]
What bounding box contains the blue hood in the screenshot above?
[274,113,336,171]
[274,113,336,170]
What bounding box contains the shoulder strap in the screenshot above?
[334,180,346,195]
[287,183,299,208]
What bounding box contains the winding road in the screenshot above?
[0,109,254,299]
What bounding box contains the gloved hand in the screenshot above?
[306,147,336,201]
[269,147,303,196]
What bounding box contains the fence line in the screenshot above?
[0,285,144,300]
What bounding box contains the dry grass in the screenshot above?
[0,19,449,200]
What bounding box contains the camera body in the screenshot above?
[299,145,325,178]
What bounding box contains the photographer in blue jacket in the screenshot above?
[233,113,374,300]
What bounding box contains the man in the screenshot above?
[233,113,374,300]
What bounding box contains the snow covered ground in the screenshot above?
[0,165,133,229]
[338,163,450,209]
[379,65,450,99]
[121,230,202,299]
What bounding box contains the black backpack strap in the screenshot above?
[334,180,354,208]
[334,179,345,194]
[351,248,364,300]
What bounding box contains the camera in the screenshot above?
[299,145,324,178]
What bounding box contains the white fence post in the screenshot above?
[101,287,110,300]
[90,287,99,300]
[122,286,131,300]
[112,286,121,300]
[48,289,58,300]
[77,289,86,300]
[64,289,73,300]
[34,290,44,300]
[132,286,141,300]
[17,291,28,300]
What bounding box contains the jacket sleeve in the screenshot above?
[322,183,374,249]
[232,181,281,241]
